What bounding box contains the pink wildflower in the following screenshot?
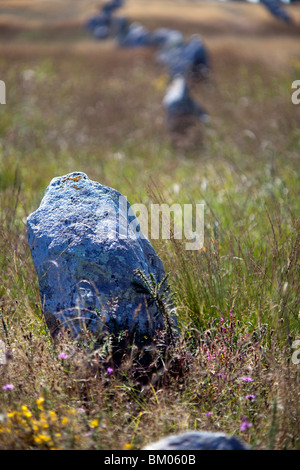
[58,353,69,359]
[240,417,252,431]
[2,383,14,391]
[245,394,256,400]
[241,376,253,382]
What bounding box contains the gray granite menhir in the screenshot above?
[27,172,171,344]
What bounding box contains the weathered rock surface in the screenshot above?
[142,431,250,450]
[27,172,168,343]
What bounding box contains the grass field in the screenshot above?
[0,0,300,450]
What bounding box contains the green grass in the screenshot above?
[0,0,300,450]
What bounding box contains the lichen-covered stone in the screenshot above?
[27,172,167,343]
[143,431,250,450]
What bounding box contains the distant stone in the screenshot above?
[93,25,110,40]
[27,172,170,344]
[260,0,293,24]
[110,17,129,38]
[151,28,184,48]
[157,34,209,82]
[102,0,123,16]
[163,75,209,137]
[85,0,126,41]
[117,22,153,48]
[85,15,110,37]
[170,35,210,81]
[143,431,250,450]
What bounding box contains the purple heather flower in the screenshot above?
[240,418,252,431]
[58,353,69,359]
[106,367,113,374]
[2,383,14,391]
[245,394,256,400]
[206,412,213,417]
[241,376,254,382]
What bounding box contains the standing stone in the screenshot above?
[142,431,250,450]
[163,75,209,148]
[27,172,168,344]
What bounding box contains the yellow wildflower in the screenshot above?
[36,397,45,410]
[39,412,49,428]
[21,405,32,418]
[49,411,57,422]
[123,443,132,450]
[34,433,53,444]
[32,422,39,432]
[89,419,99,428]
[61,417,68,425]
